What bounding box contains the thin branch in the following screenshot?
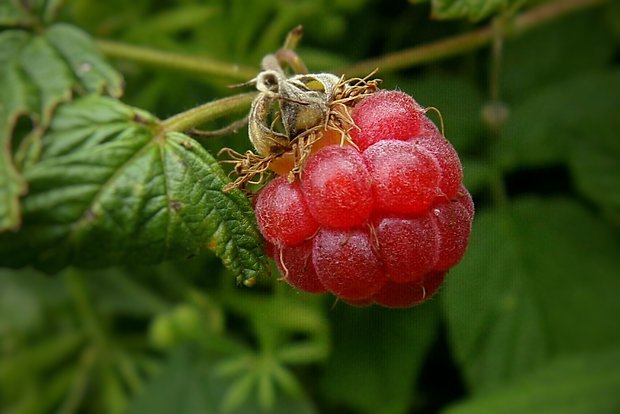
[95,39,257,82]
[161,92,257,133]
[95,0,605,81]
[189,117,249,138]
[340,0,608,76]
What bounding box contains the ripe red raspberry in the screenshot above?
[373,272,446,308]
[253,89,473,308]
[373,213,439,283]
[275,241,326,293]
[363,140,440,214]
[350,90,426,151]
[254,176,318,246]
[409,131,463,200]
[432,188,473,270]
[312,227,385,300]
[301,145,373,228]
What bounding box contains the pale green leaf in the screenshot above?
[0,30,32,231]
[443,198,620,393]
[443,349,620,414]
[0,96,268,284]
[0,23,123,231]
[127,347,317,414]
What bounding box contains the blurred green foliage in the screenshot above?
[1,0,619,413]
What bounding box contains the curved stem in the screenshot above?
[96,39,257,82]
[161,92,257,133]
[340,0,607,76]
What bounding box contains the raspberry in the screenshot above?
[373,213,439,283]
[458,185,475,219]
[251,88,473,308]
[373,272,446,308]
[255,176,318,246]
[276,241,326,293]
[409,131,463,200]
[312,227,385,300]
[363,140,440,214]
[411,116,441,140]
[432,189,474,271]
[350,90,426,151]
[301,145,373,228]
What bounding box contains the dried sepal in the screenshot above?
[222,71,382,192]
[220,28,381,192]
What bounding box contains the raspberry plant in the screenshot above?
[1,1,620,414]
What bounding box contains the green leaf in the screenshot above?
[443,348,620,414]
[320,303,438,414]
[410,0,521,21]
[497,70,620,215]
[497,71,620,171]
[127,347,317,414]
[0,23,123,231]
[569,125,620,217]
[443,198,620,393]
[0,95,269,284]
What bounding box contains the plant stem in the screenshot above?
[486,16,510,209]
[94,0,604,82]
[340,0,607,76]
[161,92,257,133]
[95,39,257,81]
[489,16,505,103]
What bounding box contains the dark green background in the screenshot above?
[1,0,619,413]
